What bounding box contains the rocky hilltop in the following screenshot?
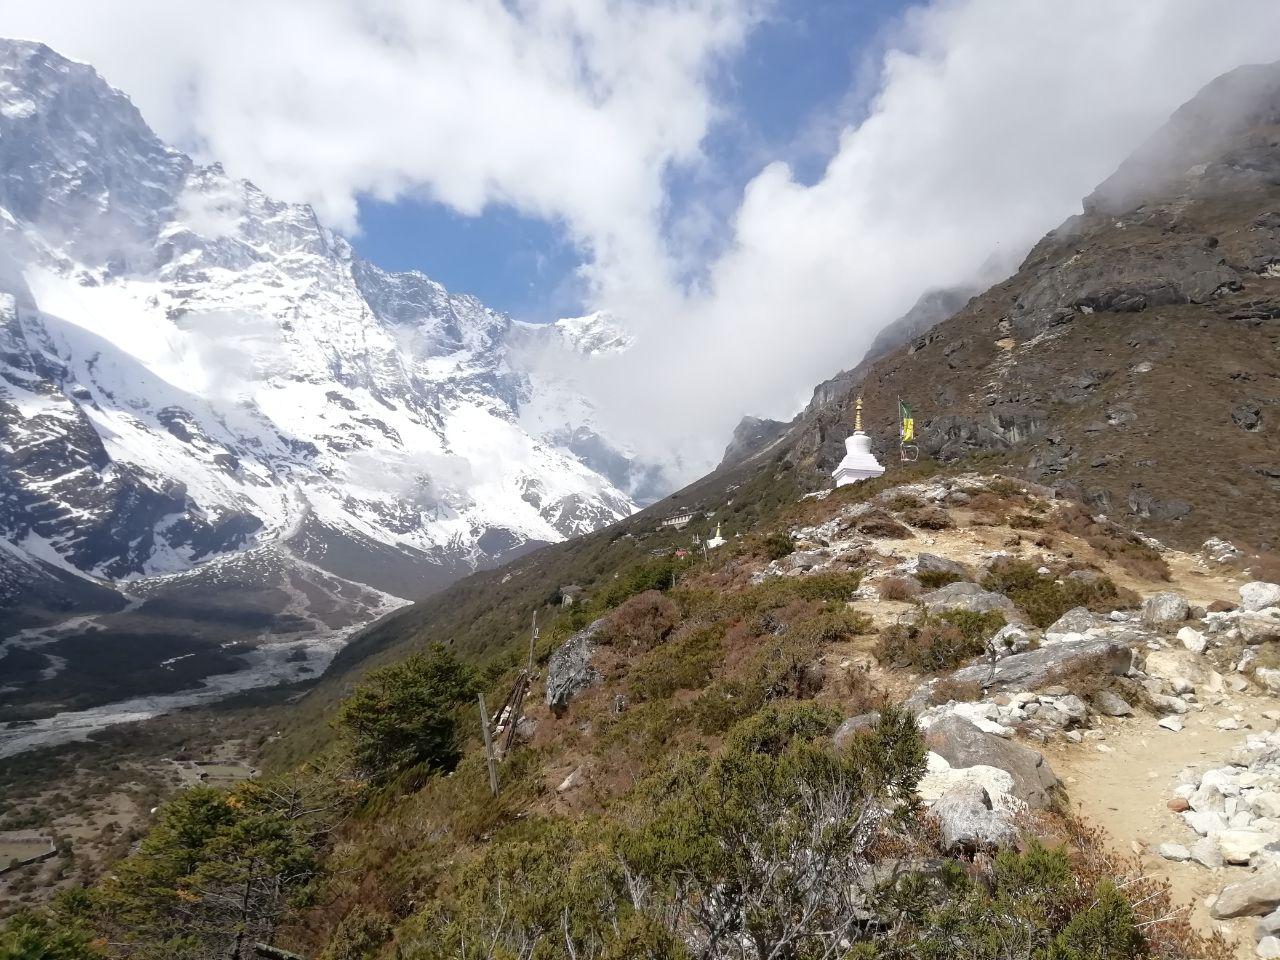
[768,61,1280,550]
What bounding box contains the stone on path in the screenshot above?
[1142,591,1189,625]
[1211,870,1280,919]
[1158,716,1184,732]
[1191,836,1225,868]
[1217,830,1276,865]
[1178,625,1208,653]
[1260,936,1280,959]
[1093,690,1133,717]
[1258,908,1280,941]
[1158,842,1191,862]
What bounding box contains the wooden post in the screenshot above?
[478,693,499,797]
[528,611,538,674]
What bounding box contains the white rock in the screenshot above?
[1242,583,1280,613]
[1254,795,1280,820]
[1184,810,1227,835]
[1221,718,1243,730]
[1191,835,1225,868]
[1259,669,1280,696]
[1179,626,1208,654]
[1259,935,1280,959]
[1159,716,1185,732]
[1159,842,1192,862]
[557,767,585,793]
[1143,592,1190,625]
[1217,830,1278,865]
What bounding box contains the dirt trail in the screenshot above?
[1053,694,1272,958]
[1048,555,1261,958]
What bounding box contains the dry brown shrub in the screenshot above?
[903,505,955,530]
[1053,502,1171,581]
[856,511,913,538]
[879,576,920,601]
[837,666,890,715]
[602,590,679,650]
[968,491,1010,519]
[929,675,982,705]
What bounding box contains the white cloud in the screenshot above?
[6,0,1280,484]
[580,0,1280,474]
[2,0,757,302]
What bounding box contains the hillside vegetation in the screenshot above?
[11,463,1266,960]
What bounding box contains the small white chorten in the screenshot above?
[833,395,885,487]
[706,522,727,550]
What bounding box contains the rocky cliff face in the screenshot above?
[0,40,645,628]
[781,61,1280,549]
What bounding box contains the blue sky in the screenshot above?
[350,0,910,322]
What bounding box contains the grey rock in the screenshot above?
[929,779,1018,854]
[1055,694,1089,726]
[1158,842,1191,862]
[1092,690,1134,717]
[1142,592,1190,625]
[1191,836,1225,868]
[919,581,1021,619]
[1257,908,1280,941]
[1212,870,1280,919]
[947,638,1136,694]
[1242,582,1280,613]
[923,714,1059,809]
[1045,606,1103,642]
[545,618,607,714]
[988,623,1032,659]
[914,553,969,578]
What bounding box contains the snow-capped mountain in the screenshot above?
[0,38,643,621]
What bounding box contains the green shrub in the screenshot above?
[762,533,796,560]
[0,911,103,960]
[981,559,1124,628]
[336,644,478,781]
[628,625,724,701]
[916,569,963,589]
[876,610,1005,673]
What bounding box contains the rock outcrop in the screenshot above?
[544,618,607,715]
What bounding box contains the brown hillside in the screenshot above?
[782,61,1280,551]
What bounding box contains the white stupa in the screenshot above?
[833,395,885,487]
[706,522,727,550]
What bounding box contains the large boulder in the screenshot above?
[920,581,1021,619]
[922,714,1060,809]
[1044,606,1103,644]
[545,618,607,714]
[1141,592,1189,625]
[1242,582,1280,613]
[914,553,969,578]
[947,638,1136,695]
[929,779,1019,854]
[1211,870,1280,919]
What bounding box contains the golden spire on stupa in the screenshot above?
[854,394,863,432]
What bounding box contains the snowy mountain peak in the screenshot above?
[0,37,645,618]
